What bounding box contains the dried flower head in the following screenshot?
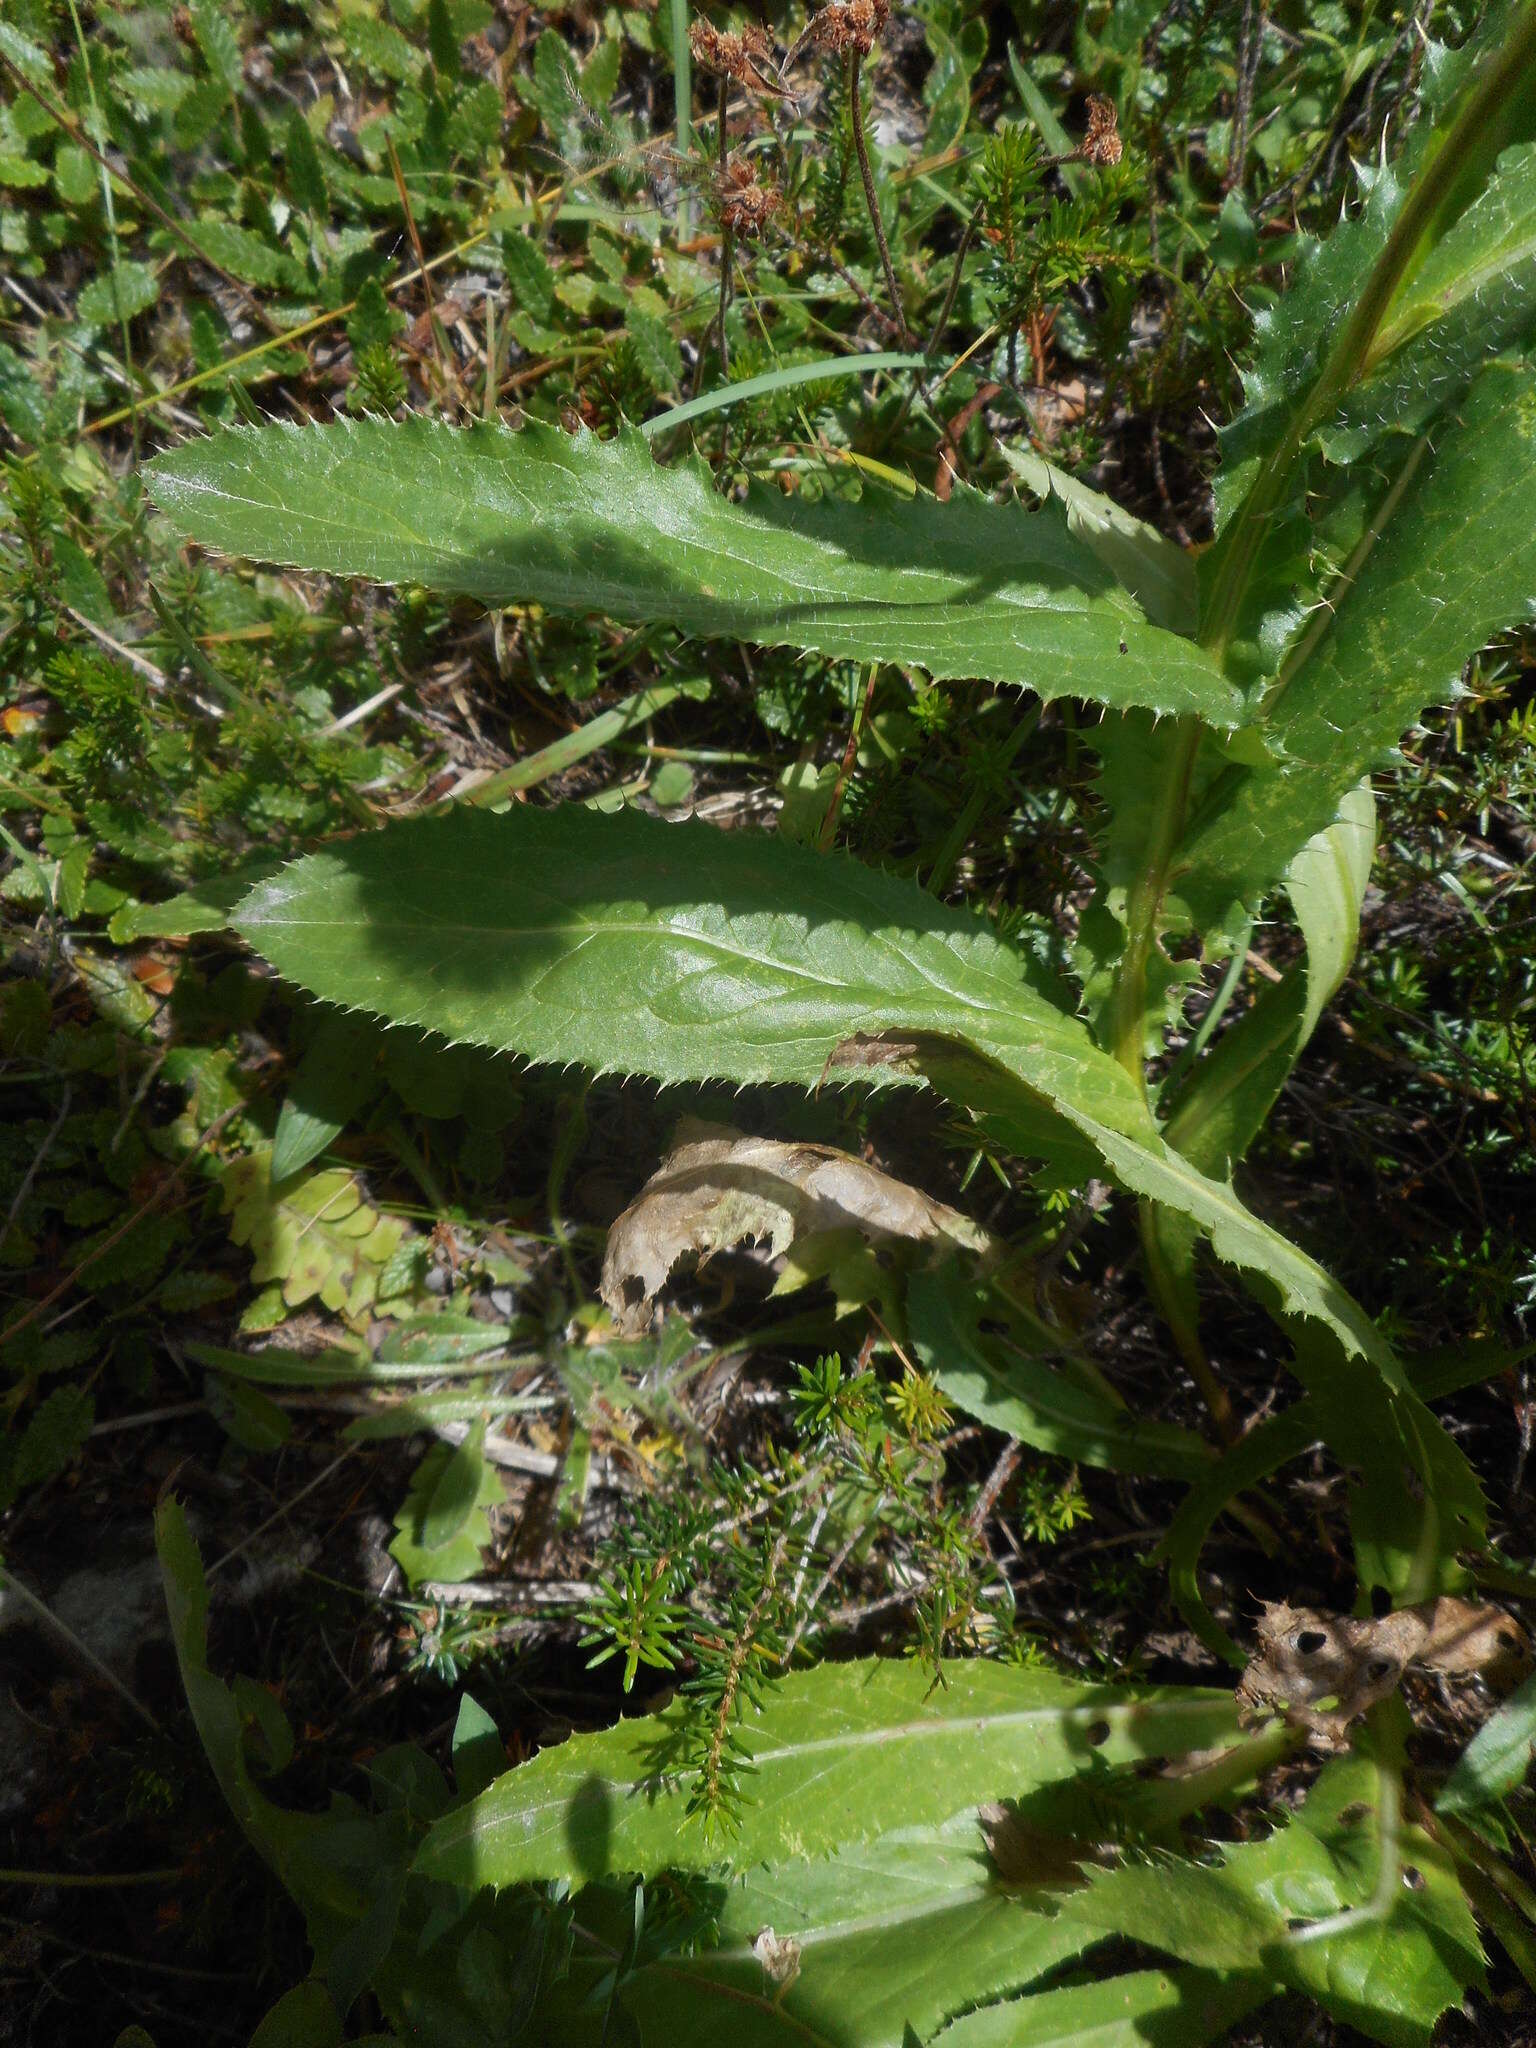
[787,0,891,66]
[688,20,790,99]
[716,152,780,238]
[1080,94,1123,168]
[752,1927,803,1996]
[645,141,780,239]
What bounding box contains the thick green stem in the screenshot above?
[1107,7,1536,1409]
[1202,2,1536,667]
[1108,4,1536,1085]
[1106,718,1200,1088]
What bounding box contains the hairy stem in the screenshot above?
[848,52,909,345]
[716,74,732,382]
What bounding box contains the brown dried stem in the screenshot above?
[818,662,880,850]
[716,75,733,383]
[848,51,909,346]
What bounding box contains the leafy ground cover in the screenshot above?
[2,4,1535,2046]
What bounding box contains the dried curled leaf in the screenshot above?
[1418,1597,1535,1682]
[599,1118,990,1333]
[1237,1597,1533,1748]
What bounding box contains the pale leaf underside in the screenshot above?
[599,1117,990,1333]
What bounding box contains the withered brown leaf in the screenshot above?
[1236,1596,1533,1749]
[599,1117,991,1333]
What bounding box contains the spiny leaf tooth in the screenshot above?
[1234,369,1269,410]
[146,415,1240,724]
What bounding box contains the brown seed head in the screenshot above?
[789,0,891,65]
[1080,94,1123,168]
[716,152,780,237]
[689,20,790,98]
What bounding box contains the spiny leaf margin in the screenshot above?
[412,1653,1240,1892]
[144,415,1243,725]
[228,803,1153,1122]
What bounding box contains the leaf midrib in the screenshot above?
[711,1880,998,1957]
[168,458,1092,613]
[240,907,1067,1037]
[443,1694,1236,1851]
[745,1695,1234,1766]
